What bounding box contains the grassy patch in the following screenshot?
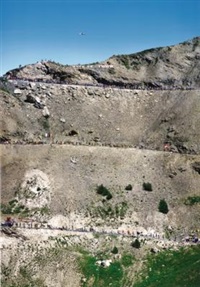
[79,254,123,287]
[121,253,135,267]
[134,246,200,287]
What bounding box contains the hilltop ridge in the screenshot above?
[4,36,200,89]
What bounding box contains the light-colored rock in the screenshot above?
[14,89,22,94]
[42,106,50,118]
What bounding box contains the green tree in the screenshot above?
[143,182,153,191]
[111,246,118,254]
[158,199,169,214]
[125,184,132,191]
[131,239,140,249]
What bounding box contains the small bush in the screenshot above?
[158,199,169,214]
[8,199,18,206]
[106,193,113,200]
[0,203,12,214]
[143,182,152,191]
[131,239,141,249]
[96,184,112,200]
[184,196,200,206]
[125,184,132,191]
[108,68,116,74]
[111,246,118,254]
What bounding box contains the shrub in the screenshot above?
[184,196,200,206]
[125,184,132,191]
[158,199,169,214]
[131,238,141,249]
[96,184,112,200]
[0,203,12,214]
[111,246,118,254]
[143,182,152,191]
[106,193,113,200]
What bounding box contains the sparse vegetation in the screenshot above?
[41,117,50,130]
[108,68,116,74]
[184,195,200,206]
[88,201,128,220]
[142,182,153,191]
[158,199,169,214]
[0,199,29,215]
[0,86,10,94]
[119,56,130,69]
[1,264,47,287]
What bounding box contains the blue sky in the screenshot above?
[1,0,200,75]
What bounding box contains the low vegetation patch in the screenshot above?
[121,253,135,267]
[89,201,128,220]
[0,199,29,215]
[184,195,200,206]
[79,254,123,287]
[1,264,46,287]
[134,246,200,287]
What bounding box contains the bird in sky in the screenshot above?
[79,32,86,36]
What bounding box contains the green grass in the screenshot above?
[134,246,200,287]
[121,253,135,267]
[79,254,123,287]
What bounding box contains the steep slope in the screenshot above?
[1,37,200,287]
[0,84,200,154]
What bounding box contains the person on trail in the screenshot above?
[4,217,14,227]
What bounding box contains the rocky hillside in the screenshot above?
[4,36,200,89]
[1,37,200,287]
[1,81,200,154]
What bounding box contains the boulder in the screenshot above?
[42,106,50,118]
[14,89,22,94]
